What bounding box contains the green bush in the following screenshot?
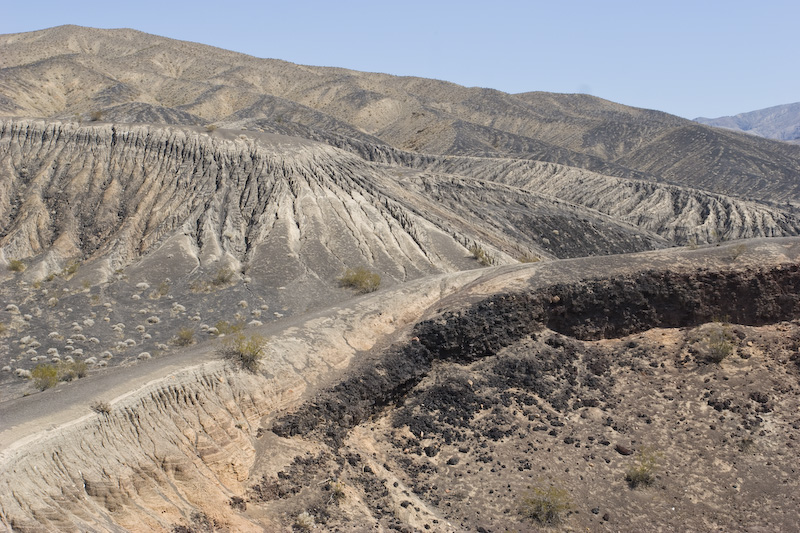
[31,364,59,390]
[219,333,267,372]
[338,267,381,294]
[59,360,88,381]
[173,327,195,346]
[519,485,572,526]
[215,319,245,335]
[625,448,661,488]
[8,259,25,272]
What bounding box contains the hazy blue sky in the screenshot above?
[3,0,798,119]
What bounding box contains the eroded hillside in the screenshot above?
[3,26,800,202]
[2,24,800,533]
[2,241,799,532]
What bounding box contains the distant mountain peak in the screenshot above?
[695,102,800,144]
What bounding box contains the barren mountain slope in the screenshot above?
[3,26,800,202]
[2,23,800,533]
[696,102,800,144]
[3,118,800,404]
[2,240,800,532]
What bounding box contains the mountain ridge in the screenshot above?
[2,24,800,533]
[3,25,800,203]
[695,101,800,144]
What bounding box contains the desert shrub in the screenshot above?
[625,447,661,488]
[211,267,234,287]
[327,479,346,504]
[518,253,540,263]
[0,322,6,336]
[219,333,267,372]
[90,110,103,121]
[294,511,315,532]
[469,244,494,266]
[729,243,747,261]
[738,438,755,452]
[215,319,245,335]
[8,259,25,272]
[705,324,734,363]
[150,280,170,298]
[205,124,218,132]
[63,261,81,277]
[229,495,246,511]
[91,401,111,415]
[59,360,88,381]
[519,485,572,526]
[174,327,195,346]
[338,267,380,293]
[171,511,221,533]
[31,364,58,390]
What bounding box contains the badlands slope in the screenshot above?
[1,25,800,532]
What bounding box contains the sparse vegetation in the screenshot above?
[738,438,756,452]
[91,401,111,415]
[63,260,81,277]
[30,364,58,390]
[171,511,222,533]
[729,243,748,261]
[211,267,234,287]
[518,253,541,263]
[625,447,661,488]
[219,333,267,372]
[174,327,195,346]
[293,511,315,532]
[338,267,381,294]
[327,479,346,504]
[59,360,88,381]
[229,496,246,511]
[469,244,494,266]
[205,124,218,132]
[8,259,25,272]
[519,485,573,526]
[90,110,103,121]
[705,323,734,363]
[215,319,245,335]
[150,280,171,298]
